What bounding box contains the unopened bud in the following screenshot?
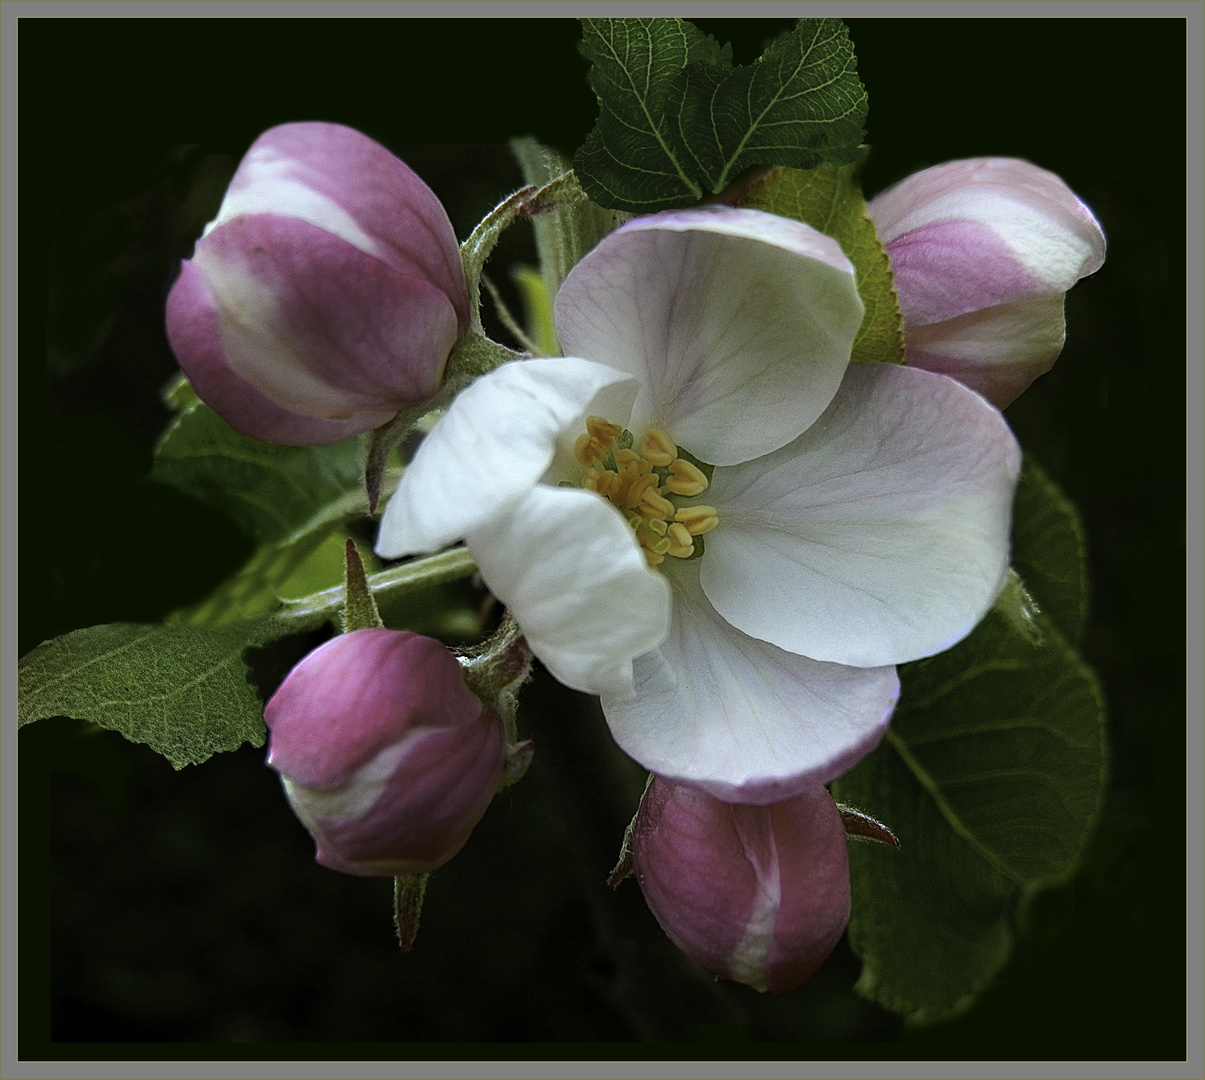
[264,628,505,876]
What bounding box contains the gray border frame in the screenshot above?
[5,2,1202,1078]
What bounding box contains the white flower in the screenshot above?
[377,208,1021,804]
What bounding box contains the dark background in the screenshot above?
[19,16,1187,1059]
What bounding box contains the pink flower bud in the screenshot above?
[630,778,850,994]
[264,628,504,876]
[867,157,1105,408]
[166,122,469,445]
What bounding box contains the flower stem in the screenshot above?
[279,547,478,625]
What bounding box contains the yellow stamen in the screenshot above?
[639,428,677,467]
[675,505,720,536]
[665,458,709,497]
[622,473,660,510]
[667,522,693,547]
[640,489,676,519]
[586,416,623,443]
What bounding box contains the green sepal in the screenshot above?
[738,164,905,365]
[341,539,383,633]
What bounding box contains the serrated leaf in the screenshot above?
[151,400,365,544]
[738,164,904,365]
[1010,456,1090,644]
[680,19,867,189]
[17,613,325,769]
[575,17,867,212]
[831,610,1107,1019]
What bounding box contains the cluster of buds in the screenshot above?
[165,122,1103,988]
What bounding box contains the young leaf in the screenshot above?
[738,164,904,365]
[575,18,867,212]
[152,400,365,544]
[831,610,1107,1019]
[17,613,324,769]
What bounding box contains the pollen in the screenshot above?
[572,416,717,570]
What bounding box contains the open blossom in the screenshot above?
[377,207,1020,804]
[867,157,1105,408]
[166,122,469,445]
[264,628,505,876]
[630,778,850,994]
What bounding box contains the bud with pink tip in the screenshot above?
[630,778,850,994]
[167,122,469,445]
[867,157,1105,408]
[264,628,504,876]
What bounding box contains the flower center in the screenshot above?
[572,416,719,569]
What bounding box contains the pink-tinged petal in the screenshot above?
[601,563,897,804]
[703,363,1020,667]
[632,780,850,993]
[555,207,862,465]
[265,630,485,788]
[867,157,1105,326]
[466,484,672,699]
[376,357,637,558]
[905,294,1067,408]
[211,121,468,330]
[194,215,459,416]
[165,260,395,445]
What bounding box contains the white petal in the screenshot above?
[467,485,672,698]
[601,563,898,804]
[377,357,636,557]
[554,208,862,465]
[702,364,1021,667]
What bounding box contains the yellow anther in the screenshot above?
[644,550,665,568]
[640,489,676,519]
[640,428,677,467]
[574,434,609,468]
[647,535,672,556]
[646,518,669,537]
[665,458,709,497]
[667,522,693,547]
[614,448,647,472]
[580,468,601,492]
[675,505,720,536]
[586,416,623,443]
[622,473,659,510]
[666,540,695,559]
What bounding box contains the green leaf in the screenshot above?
[17,614,322,769]
[738,164,904,365]
[1010,456,1090,644]
[831,610,1107,1019]
[151,400,366,545]
[574,18,867,212]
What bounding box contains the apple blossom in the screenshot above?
[376,206,1021,804]
[630,777,850,993]
[264,628,505,876]
[166,122,469,445]
[867,157,1105,408]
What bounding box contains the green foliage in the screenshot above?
[1011,456,1090,644]
[831,458,1106,1019]
[152,398,376,627]
[575,17,867,212]
[17,613,325,769]
[152,399,366,545]
[738,164,904,365]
